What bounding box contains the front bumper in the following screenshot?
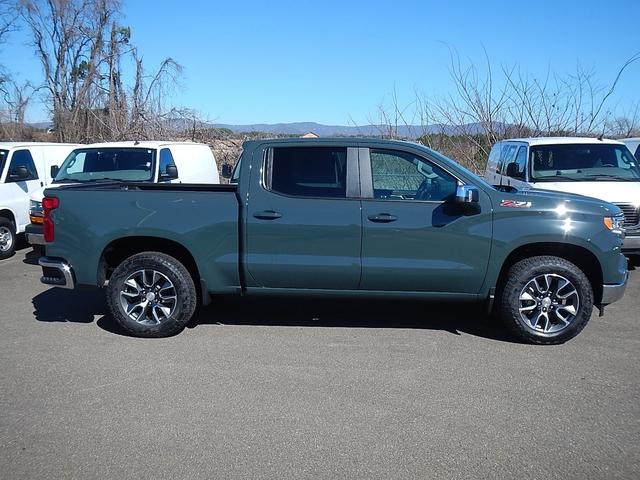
[621,233,640,253]
[25,223,45,246]
[39,257,75,289]
[601,271,628,305]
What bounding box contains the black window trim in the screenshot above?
[261,145,361,201]
[358,146,463,204]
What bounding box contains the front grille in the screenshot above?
[615,204,640,227]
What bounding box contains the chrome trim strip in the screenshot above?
[38,257,75,289]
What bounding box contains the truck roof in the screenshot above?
[81,141,210,149]
[242,137,420,148]
[500,137,624,146]
[0,142,80,149]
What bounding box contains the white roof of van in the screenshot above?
[80,141,210,149]
[502,137,624,146]
[0,142,80,149]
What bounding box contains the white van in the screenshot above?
[0,142,80,259]
[484,137,640,253]
[27,141,219,247]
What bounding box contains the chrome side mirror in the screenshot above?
[455,184,479,203]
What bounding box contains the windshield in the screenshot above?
[530,144,640,182]
[54,148,156,183]
[0,149,7,175]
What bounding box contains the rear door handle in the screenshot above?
[253,210,282,220]
[367,213,398,223]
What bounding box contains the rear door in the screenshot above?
[358,146,493,293]
[244,144,362,289]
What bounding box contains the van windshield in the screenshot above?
[530,144,640,182]
[0,150,8,175]
[54,148,155,183]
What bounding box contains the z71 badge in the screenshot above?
[500,200,532,208]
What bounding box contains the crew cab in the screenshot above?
[484,137,640,253]
[38,139,628,344]
[0,142,80,259]
[26,141,219,247]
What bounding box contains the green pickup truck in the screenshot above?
[38,138,628,344]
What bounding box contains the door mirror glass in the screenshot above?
[164,164,179,179]
[505,162,524,179]
[221,163,233,179]
[455,184,479,203]
[10,165,30,180]
[50,165,60,178]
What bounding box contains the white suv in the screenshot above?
[484,137,640,253]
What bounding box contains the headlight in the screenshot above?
[30,200,43,216]
[603,214,625,235]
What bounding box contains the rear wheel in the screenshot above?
[106,252,197,337]
[499,255,593,344]
[0,218,16,260]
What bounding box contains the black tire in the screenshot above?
[0,217,17,260]
[106,252,197,338]
[498,255,593,345]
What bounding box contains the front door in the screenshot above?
[244,145,362,289]
[1,149,42,231]
[359,147,493,294]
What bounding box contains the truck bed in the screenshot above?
[44,182,241,293]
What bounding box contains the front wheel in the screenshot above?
[106,252,197,338]
[0,218,17,260]
[499,255,593,345]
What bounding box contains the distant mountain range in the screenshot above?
[26,120,496,138]
[212,121,492,138]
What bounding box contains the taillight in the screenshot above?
[43,196,59,243]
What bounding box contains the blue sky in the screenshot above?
[3,0,640,124]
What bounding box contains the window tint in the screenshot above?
[370,149,457,201]
[269,147,347,198]
[6,149,38,182]
[635,145,640,161]
[159,148,175,175]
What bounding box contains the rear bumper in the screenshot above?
[39,257,75,289]
[601,271,628,305]
[25,224,45,245]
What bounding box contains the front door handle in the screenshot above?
[253,210,282,220]
[367,213,398,223]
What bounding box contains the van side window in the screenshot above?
[506,146,527,179]
[488,145,501,173]
[268,147,347,198]
[6,149,38,182]
[635,145,640,162]
[159,148,175,175]
[499,145,517,174]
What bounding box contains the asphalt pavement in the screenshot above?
[1,245,638,479]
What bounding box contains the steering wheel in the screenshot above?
[415,178,441,200]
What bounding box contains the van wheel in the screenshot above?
[0,218,16,260]
[106,252,197,338]
[499,255,593,345]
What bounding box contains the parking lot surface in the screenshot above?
[1,245,639,479]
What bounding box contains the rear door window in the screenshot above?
[267,147,347,198]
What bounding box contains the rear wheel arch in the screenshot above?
[494,242,603,304]
[98,236,203,302]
